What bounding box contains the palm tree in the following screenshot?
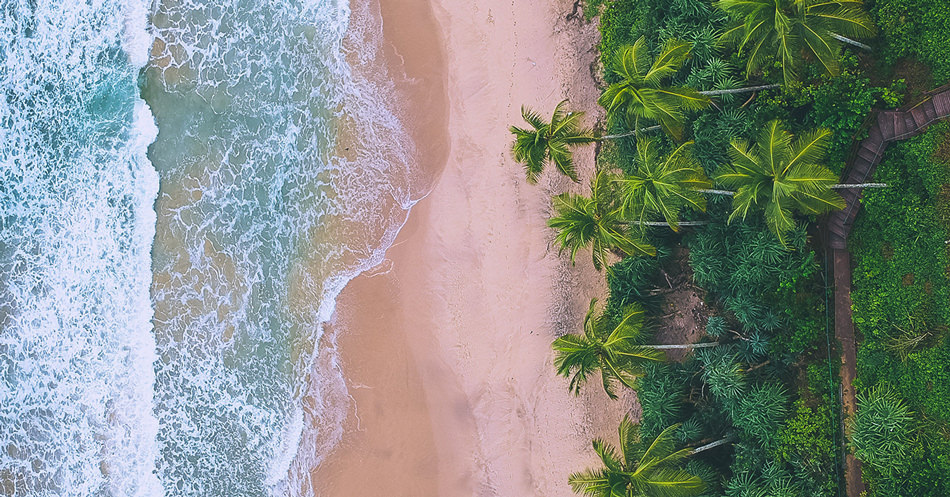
[553,299,663,399]
[615,137,714,231]
[569,419,707,497]
[716,0,876,84]
[598,37,779,141]
[510,100,666,184]
[548,169,656,271]
[510,99,598,183]
[714,120,845,245]
[598,37,711,140]
[553,299,719,398]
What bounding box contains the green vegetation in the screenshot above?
[849,386,914,476]
[717,0,875,84]
[849,123,950,496]
[510,0,950,495]
[569,418,706,497]
[872,0,950,83]
[553,299,664,398]
[510,100,596,183]
[599,36,710,139]
[615,138,711,230]
[714,120,844,244]
[548,170,656,271]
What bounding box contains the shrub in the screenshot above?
[872,0,950,83]
[849,386,914,475]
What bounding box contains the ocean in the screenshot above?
[0,0,416,495]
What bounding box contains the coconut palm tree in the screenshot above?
[510,100,665,184]
[714,120,845,245]
[510,100,598,184]
[553,299,719,398]
[569,419,707,497]
[553,299,663,399]
[598,37,779,141]
[598,37,711,140]
[548,169,656,271]
[615,137,714,231]
[716,0,876,84]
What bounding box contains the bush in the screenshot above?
[754,60,902,173]
[779,399,836,491]
[872,0,950,83]
[850,386,914,475]
[686,217,824,358]
[598,0,652,73]
[850,124,950,496]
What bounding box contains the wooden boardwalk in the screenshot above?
[825,85,950,497]
[828,87,950,249]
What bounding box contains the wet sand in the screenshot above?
[310,0,633,495]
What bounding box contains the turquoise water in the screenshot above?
[0,1,160,494]
[0,0,415,494]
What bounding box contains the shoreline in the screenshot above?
[311,0,632,495]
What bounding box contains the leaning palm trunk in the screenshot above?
[697,188,735,196]
[601,125,662,140]
[642,342,719,350]
[700,184,885,196]
[830,33,872,51]
[628,220,710,227]
[690,437,732,455]
[831,183,887,189]
[699,84,780,96]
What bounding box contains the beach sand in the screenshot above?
[310,0,634,495]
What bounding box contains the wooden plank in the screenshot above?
[878,112,893,139]
[904,114,917,133]
[834,253,867,497]
[856,146,877,163]
[892,112,904,139]
[934,92,950,116]
[911,107,926,128]
[923,101,939,121]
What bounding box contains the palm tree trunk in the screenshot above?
[697,188,735,196]
[601,125,662,140]
[831,183,887,189]
[642,342,719,350]
[628,221,709,227]
[699,84,780,96]
[744,360,771,374]
[690,437,731,455]
[830,33,872,51]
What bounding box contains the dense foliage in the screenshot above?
[849,124,950,496]
[870,0,950,83]
[519,0,950,495]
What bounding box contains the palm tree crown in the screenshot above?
[714,120,845,244]
[548,169,656,272]
[615,138,713,231]
[569,418,707,497]
[553,299,665,398]
[598,37,710,140]
[510,99,597,184]
[716,0,876,84]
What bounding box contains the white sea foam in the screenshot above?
[142,0,419,495]
[0,0,162,495]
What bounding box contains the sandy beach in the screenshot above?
[310,0,633,495]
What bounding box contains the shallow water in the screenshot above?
[0,0,416,494]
